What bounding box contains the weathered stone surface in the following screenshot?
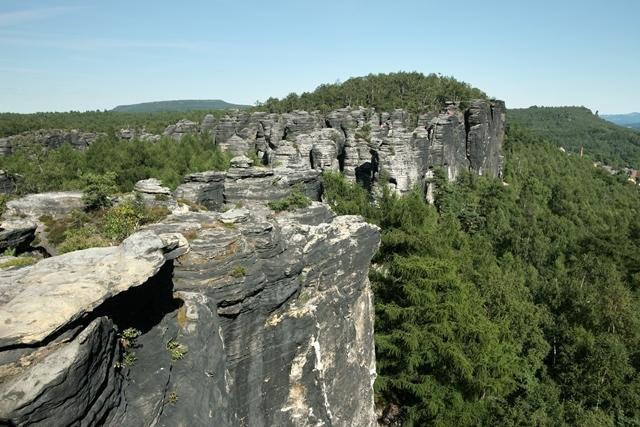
[0,170,20,194]
[164,119,198,140]
[224,166,321,204]
[465,100,506,177]
[138,207,380,426]
[0,218,36,252]
[0,129,104,156]
[0,203,379,426]
[174,171,226,210]
[134,178,171,196]
[0,317,123,426]
[0,231,188,347]
[3,191,84,219]
[133,178,177,210]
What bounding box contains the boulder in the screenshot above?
[174,171,226,210]
[0,170,20,194]
[0,218,36,252]
[3,191,84,219]
[0,230,188,347]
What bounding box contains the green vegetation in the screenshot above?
[82,172,118,210]
[167,392,179,405]
[166,340,189,362]
[0,256,36,269]
[323,125,640,425]
[115,328,141,369]
[602,112,640,129]
[509,106,640,168]
[0,134,232,194]
[267,189,312,212]
[41,199,170,253]
[112,99,249,113]
[258,72,487,114]
[230,265,247,278]
[0,110,228,137]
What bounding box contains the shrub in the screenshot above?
[102,200,142,241]
[82,172,118,211]
[58,225,109,254]
[230,265,246,278]
[268,189,311,212]
[166,340,188,362]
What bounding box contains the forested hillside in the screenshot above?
[0,110,228,137]
[112,99,248,113]
[603,112,640,129]
[509,106,640,168]
[324,125,640,426]
[258,71,487,113]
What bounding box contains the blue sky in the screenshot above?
[0,0,638,113]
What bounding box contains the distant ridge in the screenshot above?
[112,99,250,113]
[509,106,640,168]
[601,112,640,130]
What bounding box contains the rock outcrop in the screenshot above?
[4,191,84,219]
[174,100,506,195]
[0,231,188,426]
[0,130,104,155]
[0,218,36,252]
[0,171,20,194]
[0,203,379,426]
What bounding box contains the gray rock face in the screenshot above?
[0,218,36,252]
[3,191,85,219]
[174,171,226,210]
[0,130,104,156]
[207,100,505,195]
[0,230,188,347]
[163,119,199,140]
[224,165,321,204]
[0,170,19,194]
[0,204,379,426]
[134,178,177,210]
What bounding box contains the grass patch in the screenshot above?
[166,340,188,362]
[268,189,311,212]
[230,265,246,278]
[41,199,170,253]
[0,256,36,269]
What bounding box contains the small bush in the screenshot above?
[102,201,141,241]
[268,189,311,212]
[166,340,188,362]
[82,172,118,211]
[58,225,109,254]
[230,265,246,278]
[167,392,179,405]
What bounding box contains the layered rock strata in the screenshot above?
[0,204,380,426]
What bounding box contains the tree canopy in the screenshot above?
[258,72,487,114]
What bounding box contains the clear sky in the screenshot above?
[0,0,638,114]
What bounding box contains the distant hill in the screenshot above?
[112,99,249,113]
[508,106,640,169]
[601,112,640,130]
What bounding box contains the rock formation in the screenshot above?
[0,130,104,156]
[0,171,20,194]
[0,202,380,426]
[178,100,506,195]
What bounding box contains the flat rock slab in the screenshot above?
[0,231,188,347]
[3,191,85,219]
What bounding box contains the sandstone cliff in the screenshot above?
[0,204,380,426]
